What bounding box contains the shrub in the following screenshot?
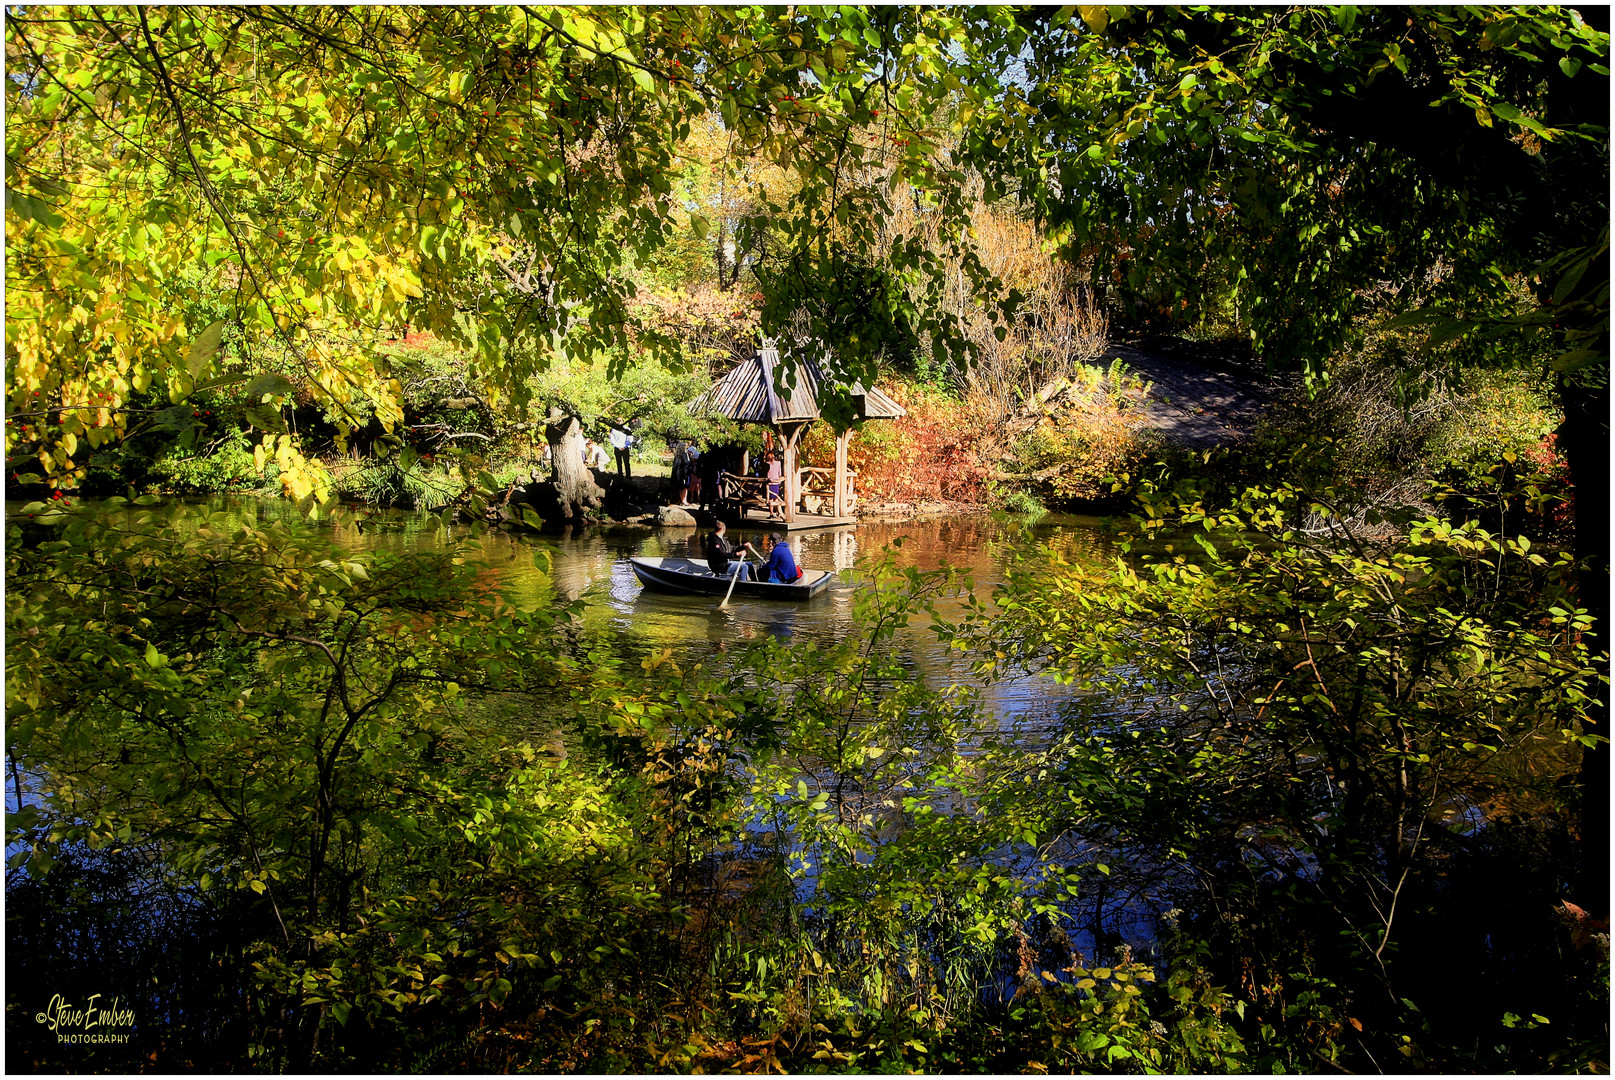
[992,484,1047,516]
[334,456,465,509]
[993,359,1156,506]
[1259,335,1559,489]
[1004,414,1152,504]
[817,382,993,505]
[1427,371,1560,485]
[151,432,273,493]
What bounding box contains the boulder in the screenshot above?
[657,505,698,527]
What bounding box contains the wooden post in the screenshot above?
[833,427,852,518]
[781,423,805,523]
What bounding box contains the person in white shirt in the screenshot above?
[608,421,634,477]
[583,439,610,470]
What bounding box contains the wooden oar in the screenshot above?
[719,551,750,608]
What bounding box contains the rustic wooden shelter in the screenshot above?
[691,340,906,526]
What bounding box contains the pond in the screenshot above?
[9,495,1160,968]
[127,496,1120,730]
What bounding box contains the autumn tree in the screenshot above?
[952,2,1611,909]
[6,6,1017,513]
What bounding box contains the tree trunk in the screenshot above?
[1560,377,1609,915]
[545,407,604,521]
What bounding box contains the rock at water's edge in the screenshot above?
[657,505,698,527]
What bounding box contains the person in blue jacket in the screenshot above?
[754,532,801,583]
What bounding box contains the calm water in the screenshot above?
[102,497,1119,728]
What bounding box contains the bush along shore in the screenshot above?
[33,328,1566,540]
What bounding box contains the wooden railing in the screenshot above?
[717,472,774,513]
[718,468,856,517]
[797,466,857,515]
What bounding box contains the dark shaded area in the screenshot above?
[7,846,269,1072]
[1107,340,1272,450]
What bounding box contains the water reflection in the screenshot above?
[47,496,1118,728]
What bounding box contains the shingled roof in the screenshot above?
[691,341,906,426]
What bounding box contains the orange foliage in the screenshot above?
[802,381,993,505]
[629,283,762,375]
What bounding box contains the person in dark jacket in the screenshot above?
[698,442,724,512]
[757,533,801,583]
[705,520,751,581]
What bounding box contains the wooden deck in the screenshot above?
[723,507,856,531]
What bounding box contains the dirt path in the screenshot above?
[1106,340,1274,450]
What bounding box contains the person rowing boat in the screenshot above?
[704,519,751,582]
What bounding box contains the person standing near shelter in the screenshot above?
[697,442,723,512]
[671,440,691,506]
[765,451,784,517]
[608,420,634,478]
[685,442,702,505]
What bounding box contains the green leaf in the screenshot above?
[193,373,250,393]
[1425,319,1477,346]
[243,404,288,433]
[245,373,298,401]
[1552,348,1602,373]
[186,320,227,379]
[6,189,66,227]
[1382,309,1443,328]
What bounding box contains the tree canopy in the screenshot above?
[6,6,1014,501]
[953,6,1607,375]
[9,6,1605,488]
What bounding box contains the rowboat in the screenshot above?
[628,556,834,600]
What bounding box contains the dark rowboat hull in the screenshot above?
[629,556,833,600]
